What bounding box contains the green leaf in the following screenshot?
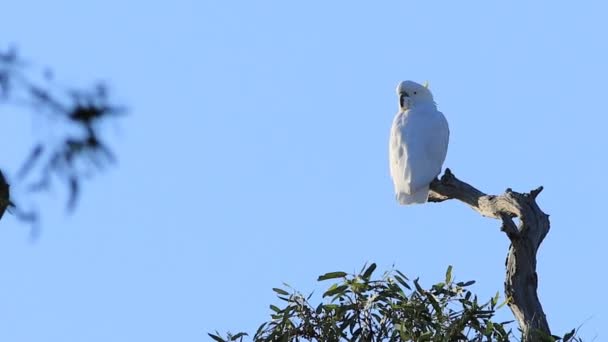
[230,332,248,341]
[563,328,576,341]
[254,322,267,337]
[496,296,509,310]
[362,263,377,280]
[484,321,494,336]
[433,282,445,290]
[491,291,500,307]
[394,274,411,290]
[398,323,411,340]
[413,278,425,294]
[425,292,442,315]
[533,328,557,342]
[272,287,289,296]
[395,270,409,281]
[208,333,226,342]
[445,265,453,284]
[269,304,281,313]
[418,331,432,341]
[323,285,348,297]
[457,280,476,287]
[317,271,348,281]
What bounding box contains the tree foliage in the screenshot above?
[212,264,514,342]
[212,264,582,342]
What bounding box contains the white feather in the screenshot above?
[389,81,449,205]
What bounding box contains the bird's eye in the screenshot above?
[414,91,417,95]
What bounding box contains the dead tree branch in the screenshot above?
[429,168,551,341]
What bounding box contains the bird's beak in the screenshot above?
[399,92,409,109]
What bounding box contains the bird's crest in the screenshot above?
[423,81,430,89]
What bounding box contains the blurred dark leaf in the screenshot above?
[17,144,44,179]
[394,274,411,290]
[272,288,289,296]
[208,333,226,342]
[66,177,79,212]
[317,272,347,281]
[0,170,10,221]
[563,328,576,341]
[458,280,476,287]
[230,332,248,341]
[0,46,124,225]
[361,263,376,280]
[323,285,348,298]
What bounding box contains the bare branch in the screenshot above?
[429,169,551,341]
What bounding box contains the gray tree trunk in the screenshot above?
[429,169,551,342]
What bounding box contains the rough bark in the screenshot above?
[428,169,551,341]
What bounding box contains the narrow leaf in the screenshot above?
[394,275,411,290]
[491,291,500,307]
[230,332,248,341]
[445,265,453,284]
[563,328,576,341]
[208,333,226,342]
[496,298,509,310]
[413,278,425,294]
[318,271,347,281]
[254,322,267,337]
[458,280,476,287]
[323,285,348,298]
[362,263,377,280]
[425,292,442,315]
[272,288,289,296]
[395,270,409,281]
[18,144,44,179]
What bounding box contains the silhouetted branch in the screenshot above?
[0,170,11,221]
[0,46,124,226]
[429,169,551,341]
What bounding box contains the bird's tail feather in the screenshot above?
[397,186,429,205]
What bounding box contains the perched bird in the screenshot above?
[389,81,449,204]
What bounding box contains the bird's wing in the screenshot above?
[426,110,449,175]
[389,111,414,194]
[389,109,449,194]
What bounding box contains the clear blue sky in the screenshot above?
[0,1,606,341]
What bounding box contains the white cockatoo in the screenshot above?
[389,81,449,204]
